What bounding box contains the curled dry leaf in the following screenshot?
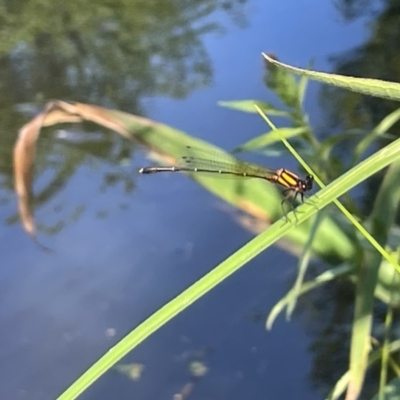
[13,100,133,241]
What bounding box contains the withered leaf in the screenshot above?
[13,101,135,242]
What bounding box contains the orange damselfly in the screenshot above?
[139,147,313,218]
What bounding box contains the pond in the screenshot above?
[0,0,382,399]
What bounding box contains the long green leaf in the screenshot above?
[263,53,400,102]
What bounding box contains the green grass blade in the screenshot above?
[320,129,367,161]
[286,210,324,319]
[218,99,290,116]
[379,281,395,400]
[352,107,400,166]
[234,126,308,153]
[263,53,400,102]
[267,263,354,330]
[347,250,380,400]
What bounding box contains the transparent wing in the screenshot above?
[179,149,276,178]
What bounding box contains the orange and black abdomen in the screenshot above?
[274,168,300,189]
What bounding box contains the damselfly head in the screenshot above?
[304,175,313,191]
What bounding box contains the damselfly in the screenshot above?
[139,147,313,219]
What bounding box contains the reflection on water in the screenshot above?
[0,0,248,112]
[0,0,249,236]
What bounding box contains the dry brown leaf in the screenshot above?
[13,100,136,242]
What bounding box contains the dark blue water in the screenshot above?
[0,1,370,399]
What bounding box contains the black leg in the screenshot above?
[281,189,296,222]
[302,193,319,212]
